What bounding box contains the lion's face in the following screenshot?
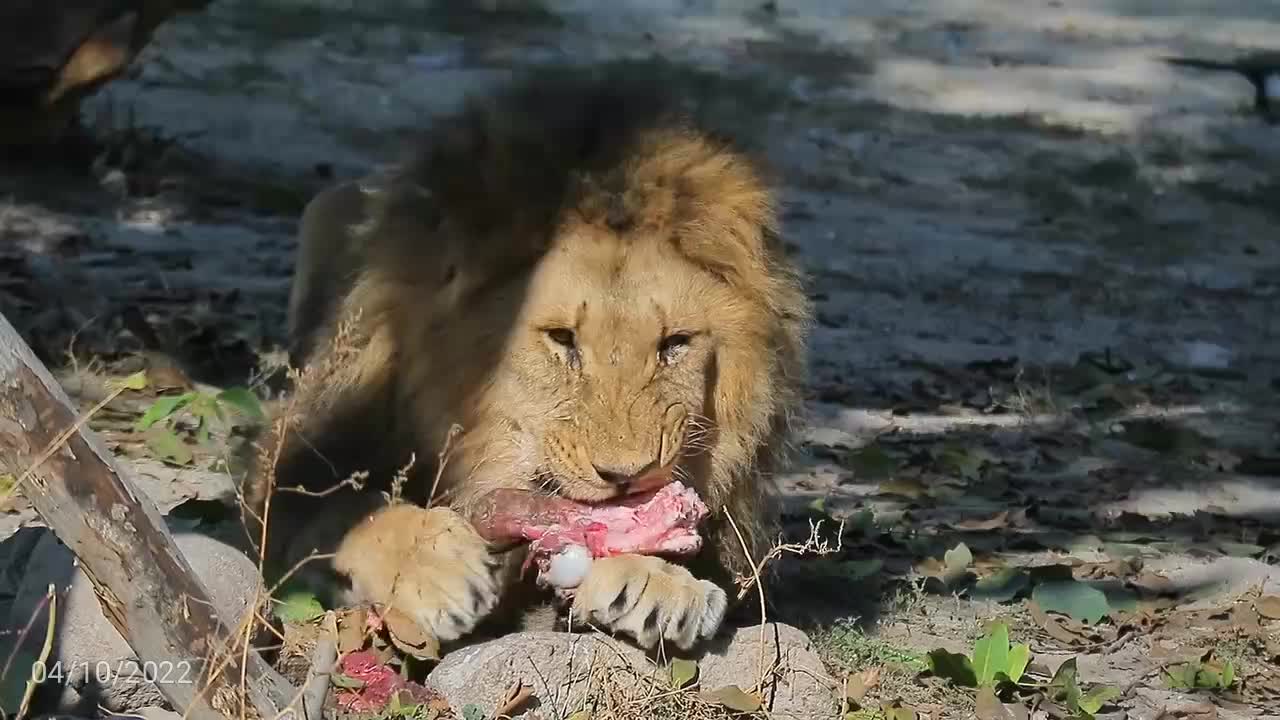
[501,223,735,503]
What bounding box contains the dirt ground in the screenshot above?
[2,1,1279,718]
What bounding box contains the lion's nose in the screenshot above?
[593,461,672,493]
[593,464,640,486]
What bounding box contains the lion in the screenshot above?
[241,64,813,652]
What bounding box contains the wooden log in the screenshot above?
[0,311,304,720]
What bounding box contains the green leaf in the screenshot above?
[937,444,990,481]
[216,387,266,421]
[847,445,898,479]
[972,623,1010,687]
[110,370,150,392]
[971,567,1031,603]
[699,685,762,712]
[144,428,194,466]
[926,648,977,687]
[1048,658,1081,710]
[1222,660,1235,689]
[669,658,697,689]
[1078,685,1121,715]
[1032,580,1111,625]
[275,587,325,623]
[134,392,195,431]
[1218,542,1265,558]
[462,704,487,720]
[1005,643,1031,684]
[566,712,592,720]
[329,673,364,689]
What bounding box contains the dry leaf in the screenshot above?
[338,608,370,654]
[954,510,1010,531]
[975,686,1029,720]
[1228,603,1261,635]
[381,607,440,660]
[880,699,921,720]
[1028,601,1096,647]
[1130,571,1176,596]
[845,667,881,703]
[1256,594,1280,620]
[699,685,761,712]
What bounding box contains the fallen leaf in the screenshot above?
[847,445,898,479]
[699,685,761,712]
[926,648,976,687]
[880,700,921,720]
[954,511,1010,531]
[1047,658,1081,710]
[1078,685,1120,714]
[1218,541,1265,558]
[975,686,1028,720]
[1228,603,1261,635]
[936,444,993,481]
[971,567,1031,603]
[669,658,697,690]
[1032,580,1111,625]
[381,607,440,661]
[337,608,369,654]
[144,427,194,466]
[330,673,365,689]
[845,667,881,703]
[944,542,974,584]
[1130,571,1177,597]
[879,477,925,499]
[1256,595,1280,620]
[1028,601,1095,647]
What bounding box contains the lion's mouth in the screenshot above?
[549,460,678,504]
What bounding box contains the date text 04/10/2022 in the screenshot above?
[32,659,197,685]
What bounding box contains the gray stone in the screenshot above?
[6,527,262,713]
[426,623,836,720]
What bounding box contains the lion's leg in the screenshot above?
[569,554,728,650]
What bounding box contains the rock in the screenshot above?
[426,623,836,720]
[6,527,262,713]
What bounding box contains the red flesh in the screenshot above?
[469,481,709,559]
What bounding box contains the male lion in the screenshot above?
[242,66,812,652]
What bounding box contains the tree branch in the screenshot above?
[0,311,301,720]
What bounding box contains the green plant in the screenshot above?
[1164,652,1237,692]
[926,622,1029,688]
[134,386,264,465]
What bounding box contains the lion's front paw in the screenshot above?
[569,554,727,650]
[333,504,501,643]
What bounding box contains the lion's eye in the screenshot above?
[658,333,692,365]
[547,328,577,349]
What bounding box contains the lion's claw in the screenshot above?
[569,554,726,650]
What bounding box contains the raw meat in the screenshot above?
[469,481,709,590]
